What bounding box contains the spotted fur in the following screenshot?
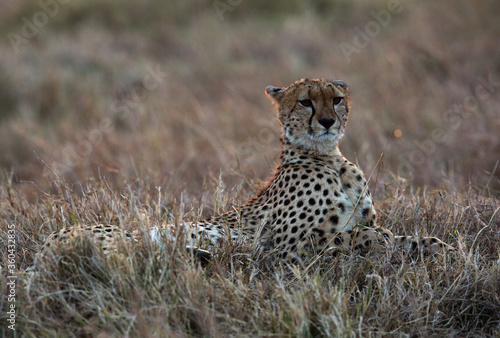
[38,224,135,257]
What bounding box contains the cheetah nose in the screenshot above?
[319,118,335,130]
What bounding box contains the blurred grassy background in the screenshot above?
[1,2,500,335]
[1,0,499,201]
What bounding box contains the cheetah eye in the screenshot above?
[299,99,313,107]
[332,97,342,105]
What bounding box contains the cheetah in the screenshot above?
[37,78,455,264]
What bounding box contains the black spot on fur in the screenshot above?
[338,203,345,212]
[312,228,325,236]
[362,208,370,217]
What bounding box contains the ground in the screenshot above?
[0,0,499,336]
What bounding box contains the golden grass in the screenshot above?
[1,177,499,336]
[1,0,499,336]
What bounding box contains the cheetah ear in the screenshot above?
[331,80,347,90]
[265,85,284,101]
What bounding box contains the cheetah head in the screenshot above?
[266,78,350,154]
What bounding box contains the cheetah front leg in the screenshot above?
[334,228,457,257]
[288,226,396,260]
[394,235,457,256]
[327,229,457,257]
[304,227,455,259]
[326,227,396,255]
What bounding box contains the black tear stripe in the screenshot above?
[307,89,316,127]
[308,105,316,127]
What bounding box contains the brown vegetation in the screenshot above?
[0,0,499,336]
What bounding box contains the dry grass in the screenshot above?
[1,0,499,336]
[1,177,499,336]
